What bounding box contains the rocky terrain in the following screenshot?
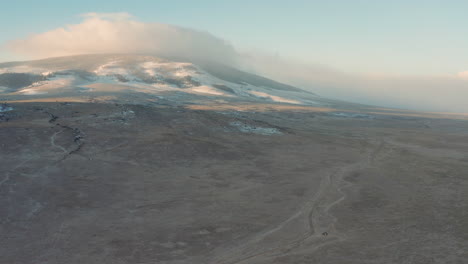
[1,55,468,264]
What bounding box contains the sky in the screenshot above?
[2,0,468,75]
[1,0,468,112]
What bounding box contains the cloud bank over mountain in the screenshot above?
[6,12,239,66]
[245,54,468,113]
[3,13,468,113]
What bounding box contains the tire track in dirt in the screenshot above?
[50,129,67,154]
[215,139,387,264]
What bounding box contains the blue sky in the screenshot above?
[1,0,468,75]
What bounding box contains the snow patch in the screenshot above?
[229,121,282,135]
[141,61,196,77]
[0,104,13,112]
[93,61,126,75]
[250,91,301,104]
[330,112,374,119]
[42,71,53,76]
[122,110,135,117]
[18,75,75,95]
[18,88,48,95]
[190,86,227,96]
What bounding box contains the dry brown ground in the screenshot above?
[1,102,468,264]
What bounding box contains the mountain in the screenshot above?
[0,54,320,106]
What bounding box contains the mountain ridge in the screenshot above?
[0,54,319,106]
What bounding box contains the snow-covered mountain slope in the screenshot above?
[0,54,320,106]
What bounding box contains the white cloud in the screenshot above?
[80,12,133,20]
[6,13,239,65]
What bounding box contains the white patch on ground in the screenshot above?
[18,88,47,95]
[82,83,135,92]
[330,112,375,119]
[0,105,13,112]
[83,81,178,94]
[250,91,302,104]
[141,61,196,77]
[93,61,127,76]
[141,62,159,77]
[190,86,228,96]
[18,75,76,95]
[41,71,53,76]
[122,110,135,117]
[229,121,282,135]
